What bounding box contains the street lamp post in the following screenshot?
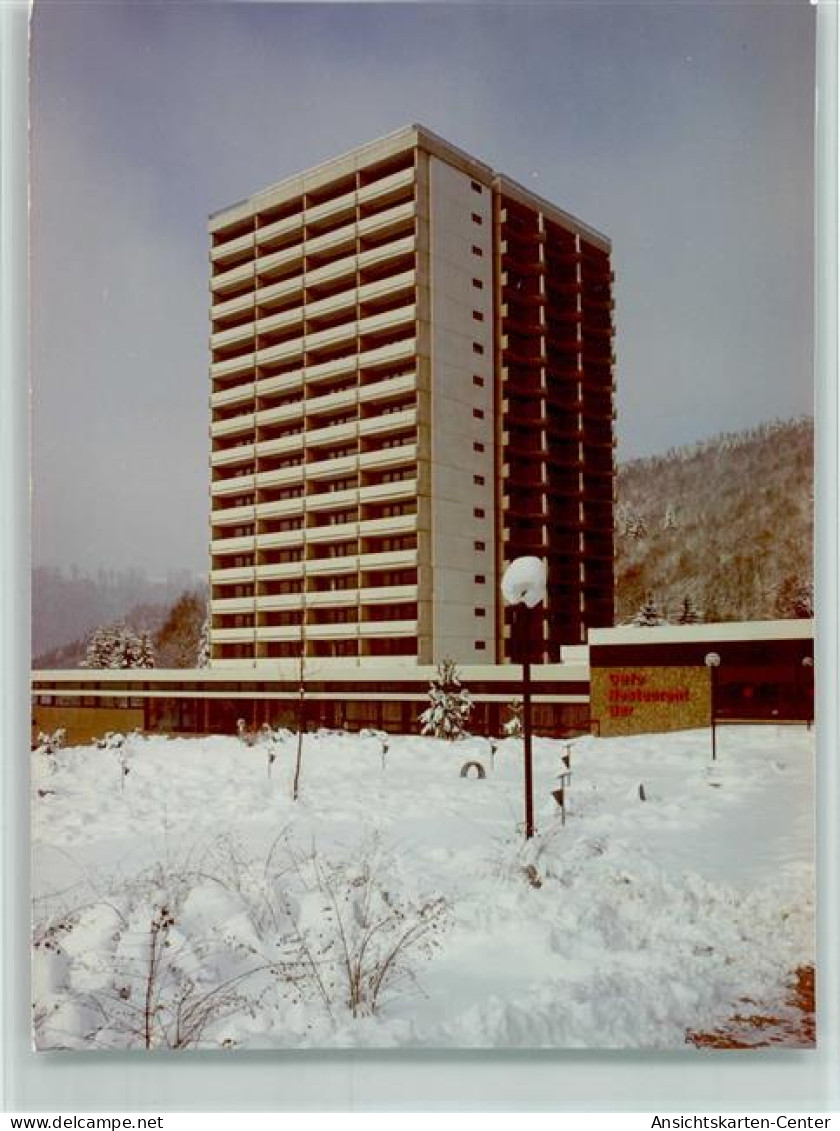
[705,652,721,761]
[801,655,814,729]
[501,557,547,840]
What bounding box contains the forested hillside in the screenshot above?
[615,418,814,625]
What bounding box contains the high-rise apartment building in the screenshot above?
[208,125,614,668]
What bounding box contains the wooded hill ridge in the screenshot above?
[615,417,814,625]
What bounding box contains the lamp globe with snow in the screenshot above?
[501,556,547,839]
[704,651,721,761]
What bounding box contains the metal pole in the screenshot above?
[710,665,717,762]
[521,605,535,838]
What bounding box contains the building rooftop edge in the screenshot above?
[207,123,610,248]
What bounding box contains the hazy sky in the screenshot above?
[30,1,816,578]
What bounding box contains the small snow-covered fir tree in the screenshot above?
[133,631,156,669]
[81,625,119,669]
[676,594,702,625]
[632,594,667,627]
[503,698,523,738]
[419,658,473,741]
[196,615,211,668]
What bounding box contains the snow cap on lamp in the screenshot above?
[501,556,547,608]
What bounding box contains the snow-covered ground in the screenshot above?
[31,724,814,1050]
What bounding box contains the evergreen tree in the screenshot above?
[419,659,473,740]
[632,594,667,627]
[676,594,702,625]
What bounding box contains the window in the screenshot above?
[472,343,484,356]
[474,574,486,584]
[474,507,485,519]
[474,607,486,617]
[475,641,487,651]
[473,408,484,420]
[473,441,485,453]
[472,375,484,388]
[472,278,484,290]
[472,245,483,257]
[474,540,486,552]
[470,180,482,194]
[472,311,484,322]
[471,212,483,225]
[473,474,485,486]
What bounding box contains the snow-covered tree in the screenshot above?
[662,504,678,531]
[632,595,668,627]
[503,698,523,738]
[81,623,155,669]
[196,615,211,668]
[419,659,473,741]
[676,594,702,625]
[774,575,813,619]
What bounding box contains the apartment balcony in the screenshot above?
[357,199,416,241]
[256,335,305,368]
[305,485,358,513]
[256,465,305,492]
[255,213,304,250]
[358,513,417,539]
[256,433,305,461]
[255,592,305,612]
[358,583,416,605]
[211,322,255,352]
[254,370,304,401]
[306,520,358,545]
[210,533,255,556]
[211,503,256,529]
[305,556,359,577]
[359,442,417,474]
[211,442,256,469]
[210,382,254,411]
[357,302,416,341]
[255,492,305,517]
[357,618,417,639]
[256,306,305,340]
[304,589,358,609]
[211,260,255,295]
[357,336,416,375]
[211,411,255,440]
[358,372,416,405]
[305,219,357,260]
[306,319,358,354]
[253,625,305,644]
[255,561,309,582]
[356,165,414,208]
[255,274,305,311]
[358,407,416,440]
[214,627,256,644]
[305,287,358,324]
[212,473,256,498]
[303,352,358,387]
[304,249,359,291]
[305,453,358,483]
[358,477,417,505]
[211,291,254,322]
[211,595,257,615]
[256,529,306,552]
[305,188,356,227]
[211,353,255,382]
[210,564,256,584]
[256,241,305,280]
[303,386,359,420]
[304,622,359,642]
[357,234,415,275]
[357,268,415,308]
[210,231,254,266]
[357,548,417,571]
